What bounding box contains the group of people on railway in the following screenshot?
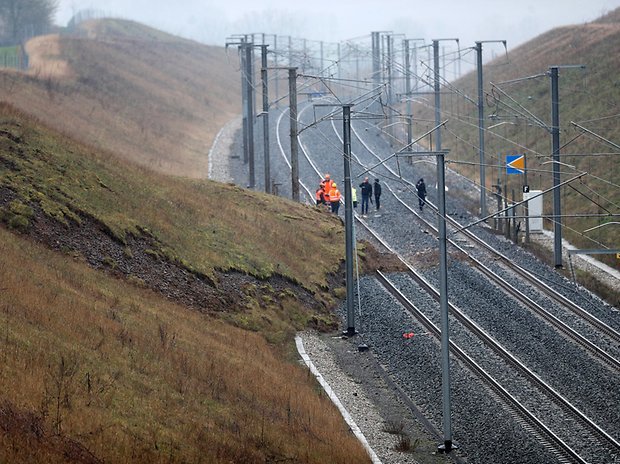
[358,176,382,216]
[315,174,342,214]
[315,173,427,215]
[315,173,383,216]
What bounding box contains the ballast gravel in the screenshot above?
[209,110,620,464]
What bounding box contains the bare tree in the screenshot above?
[0,0,58,44]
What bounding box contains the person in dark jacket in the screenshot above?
[416,178,427,211]
[374,178,382,211]
[359,177,373,215]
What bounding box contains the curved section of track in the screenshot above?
[349,119,620,349]
[341,118,620,372]
[289,105,620,463]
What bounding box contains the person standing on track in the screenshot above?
[315,174,331,210]
[374,178,382,211]
[359,177,372,216]
[416,178,427,211]
[320,173,331,192]
[329,182,341,214]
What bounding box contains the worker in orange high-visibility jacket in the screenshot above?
[319,173,331,192]
[329,182,341,214]
[315,185,326,205]
[323,185,331,205]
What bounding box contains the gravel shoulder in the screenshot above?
[298,331,453,464]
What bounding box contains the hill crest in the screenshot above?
[2,18,240,178]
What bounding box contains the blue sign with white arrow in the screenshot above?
[506,154,525,174]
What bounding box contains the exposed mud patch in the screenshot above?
[0,186,329,319]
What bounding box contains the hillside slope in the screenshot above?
[1,18,239,178]
[0,102,348,334]
[0,223,369,463]
[0,19,376,463]
[411,8,620,268]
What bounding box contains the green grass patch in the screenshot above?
[0,104,345,293]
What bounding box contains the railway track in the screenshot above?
[375,270,588,464]
[321,115,620,372]
[349,119,620,352]
[273,103,620,463]
[369,225,620,463]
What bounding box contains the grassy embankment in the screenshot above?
[0,101,369,464]
[0,19,372,463]
[0,224,368,463]
[2,18,239,178]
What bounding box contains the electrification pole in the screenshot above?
[371,33,390,89]
[273,34,279,107]
[240,40,249,165]
[476,42,485,217]
[475,40,506,218]
[320,40,324,76]
[386,34,393,139]
[355,45,360,82]
[303,38,307,73]
[436,149,453,454]
[225,36,250,167]
[405,39,412,147]
[288,36,293,67]
[433,40,441,151]
[289,67,299,202]
[260,45,271,193]
[433,37,458,455]
[432,39,459,152]
[404,39,424,148]
[245,43,255,189]
[387,35,393,105]
[371,32,381,91]
[524,155,530,244]
[337,42,342,80]
[550,66,562,268]
[549,64,587,266]
[343,104,355,336]
[394,142,454,454]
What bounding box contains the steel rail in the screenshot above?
[346,120,620,370]
[375,270,589,464]
[367,224,620,458]
[352,118,620,346]
[294,104,620,459]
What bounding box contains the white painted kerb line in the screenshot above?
[208,117,239,181]
[207,124,226,180]
[295,335,383,464]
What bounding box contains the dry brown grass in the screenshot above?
[0,226,370,463]
[0,17,374,463]
[25,35,74,79]
[1,19,240,178]
[410,12,620,268]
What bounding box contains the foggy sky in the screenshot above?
[55,0,620,50]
